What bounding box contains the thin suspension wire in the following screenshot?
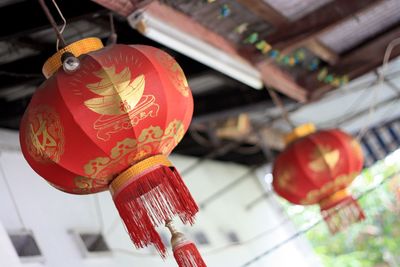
[240,219,321,267]
[107,170,400,260]
[266,87,296,130]
[179,70,400,178]
[113,248,158,257]
[289,71,400,129]
[94,195,104,233]
[0,154,26,230]
[107,12,118,45]
[0,70,42,78]
[356,37,400,141]
[239,171,399,267]
[319,82,376,128]
[38,0,66,49]
[204,215,294,255]
[51,0,67,50]
[105,215,121,236]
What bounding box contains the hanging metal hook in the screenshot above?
[38,0,67,49]
[107,12,118,45]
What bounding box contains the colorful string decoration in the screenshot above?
[317,68,349,87]
[244,33,302,65]
[219,4,231,18]
[242,31,349,87]
[234,22,249,35]
[208,1,350,88]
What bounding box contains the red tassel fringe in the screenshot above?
[113,166,199,256]
[321,196,365,234]
[174,242,207,267]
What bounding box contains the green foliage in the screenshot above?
[281,151,400,267]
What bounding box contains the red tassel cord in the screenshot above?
[112,164,199,256]
[321,196,365,234]
[166,220,207,267]
[174,242,207,267]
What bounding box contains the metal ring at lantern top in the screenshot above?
[42,37,104,79]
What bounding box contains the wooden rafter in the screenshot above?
[142,2,312,101]
[300,24,400,100]
[256,61,308,102]
[305,39,339,65]
[91,0,150,16]
[235,0,289,28]
[266,0,383,47]
[142,1,242,57]
[93,0,397,103]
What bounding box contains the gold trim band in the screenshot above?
[284,123,316,145]
[319,189,349,210]
[110,155,173,195]
[42,37,104,78]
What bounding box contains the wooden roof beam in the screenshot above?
[256,61,308,102]
[266,0,383,47]
[142,2,310,102]
[94,0,310,101]
[304,39,339,65]
[300,24,400,100]
[235,0,289,28]
[91,0,151,16]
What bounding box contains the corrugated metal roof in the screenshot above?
[262,0,331,21]
[318,0,400,54]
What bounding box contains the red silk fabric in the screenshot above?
[20,44,193,195]
[272,129,364,206]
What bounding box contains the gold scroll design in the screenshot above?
[155,50,190,97]
[83,120,185,179]
[73,175,109,194]
[25,105,65,163]
[276,167,296,193]
[83,66,159,141]
[308,145,339,173]
[300,172,359,205]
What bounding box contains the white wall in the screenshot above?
[0,129,320,267]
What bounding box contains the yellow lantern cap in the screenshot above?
[284,123,316,145]
[42,37,104,79]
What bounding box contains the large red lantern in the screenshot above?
[272,124,365,233]
[20,38,205,266]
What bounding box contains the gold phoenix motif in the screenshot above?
[83,120,185,179]
[83,65,160,141]
[309,145,339,173]
[26,106,64,163]
[84,66,145,115]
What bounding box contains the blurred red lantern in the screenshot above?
[272,124,365,233]
[20,38,205,266]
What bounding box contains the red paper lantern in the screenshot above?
[272,124,365,233]
[19,38,205,266]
